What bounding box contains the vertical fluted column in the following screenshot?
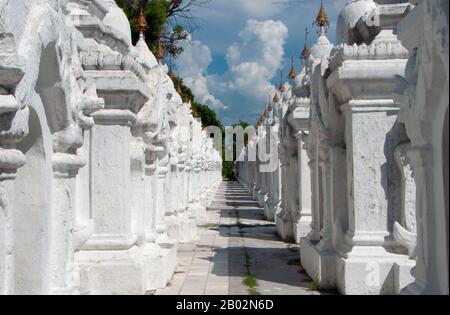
[156,157,169,242]
[294,132,312,240]
[317,155,333,252]
[307,157,321,242]
[144,162,157,244]
[50,153,85,294]
[0,149,26,295]
[0,32,26,295]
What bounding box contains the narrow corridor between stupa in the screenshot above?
[156,182,320,296]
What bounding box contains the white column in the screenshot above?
[75,109,146,295]
[294,132,312,241]
[0,149,26,295]
[50,153,85,294]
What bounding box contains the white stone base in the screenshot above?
[188,203,208,226]
[49,285,79,295]
[264,202,277,221]
[74,237,178,295]
[166,213,198,243]
[276,211,294,242]
[257,191,265,207]
[300,238,337,291]
[293,217,312,243]
[336,246,415,295]
[143,242,176,292]
[152,240,178,291]
[251,187,258,201]
[75,246,147,295]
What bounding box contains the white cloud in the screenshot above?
[175,37,226,109]
[232,0,291,18]
[176,19,288,117]
[181,0,348,124]
[225,19,288,100]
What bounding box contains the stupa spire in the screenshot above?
[137,8,148,34]
[155,38,165,61]
[314,0,329,34]
[300,26,310,63]
[289,56,297,80]
[278,71,285,93]
[168,65,175,80]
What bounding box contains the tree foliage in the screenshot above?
[188,102,249,180]
[118,0,248,180]
[172,76,194,103]
[116,0,209,59]
[191,102,223,130]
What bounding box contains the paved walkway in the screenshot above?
[156,181,317,295]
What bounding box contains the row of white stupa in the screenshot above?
[0,0,222,294]
[236,0,449,295]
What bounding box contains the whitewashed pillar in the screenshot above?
[156,158,169,240]
[307,157,321,242]
[50,153,85,294]
[0,149,26,295]
[0,33,26,294]
[144,162,157,243]
[295,132,312,240]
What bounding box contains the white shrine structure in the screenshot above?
[0,0,221,294]
[0,0,448,296]
[237,0,448,295]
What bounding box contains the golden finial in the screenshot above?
[278,71,285,93]
[168,66,175,80]
[289,56,296,80]
[300,44,310,61]
[314,0,329,29]
[137,8,148,33]
[300,26,310,62]
[273,92,280,103]
[156,39,164,61]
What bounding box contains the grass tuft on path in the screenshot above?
[309,278,320,292]
[243,274,258,288]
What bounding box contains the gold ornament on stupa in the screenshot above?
[156,39,164,61]
[300,44,310,61]
[168,66,175,80]
[314,0,329,29]
[273,92,280,103]
[278,71,285,93]
[176,83,183,96]
[300,26,310,62]
[289,56,296,80]
[137,8,148,33]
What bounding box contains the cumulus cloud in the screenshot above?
[175,37,226,109]
[225,19,288,100]
[229,0,291,19]
[176,19,288,116]
[180,0,347,124]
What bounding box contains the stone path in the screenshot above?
[156,181,317,296]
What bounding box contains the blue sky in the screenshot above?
[174,0,348,125]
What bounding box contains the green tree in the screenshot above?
[116,0,209,59]
[173,76,194,103]
[188,102,248,180]
[119,1,244,179]
[191,102,223,130]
